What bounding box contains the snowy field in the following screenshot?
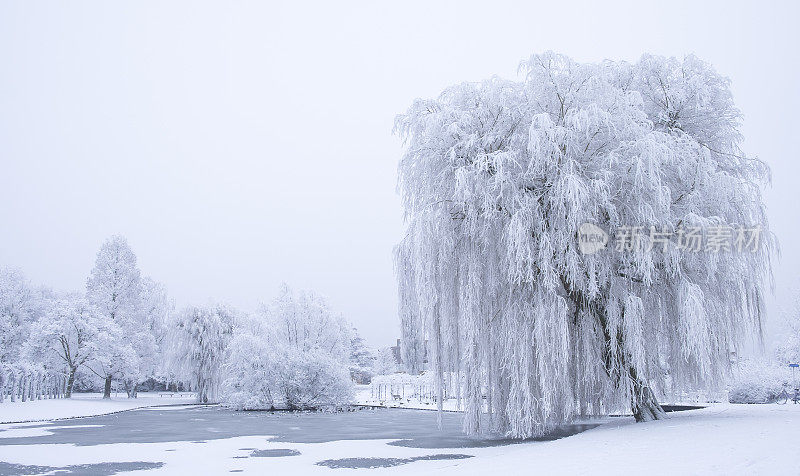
[0,403,798,475]
[0,392,197,424]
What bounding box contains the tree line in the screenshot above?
[0,235,385,407]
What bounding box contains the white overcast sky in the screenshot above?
[1,0,798,349]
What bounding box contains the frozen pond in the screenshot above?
[0,406,599,448]
[0,406,601,473]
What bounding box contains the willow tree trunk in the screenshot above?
[568,283,667,423]
[103,376,112,399]
[630,368,666,422]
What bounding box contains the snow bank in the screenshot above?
[419,404,800,475]
[0,392,196,423]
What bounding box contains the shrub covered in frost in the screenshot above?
[728,362,789,404]
[219,333,276,410]
[271,347,353,409]
[222,338,353,410]
[221,285,354,410]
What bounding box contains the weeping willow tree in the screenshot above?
[171,304,235,403]
[395,53,773,438]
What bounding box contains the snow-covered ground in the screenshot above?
[0,392,197,423]
[0,403,797,474]
[436,404,800,475]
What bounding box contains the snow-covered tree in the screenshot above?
[116,277,172,397]
[728,359,787,404]
[84,236,168,398]
[26,295,101,397]
[221,328,276,410]
[775,289,800,365]
[270,347,353,409]
[395,52,773,437]
[86,235,145,398]
[85,318,137,397]
[396,252,426,375]
[349,328,375,384]
[1,247,168,400]
[86,235,142,323]
[374,347,398,376]
[0,269,66,402]
[138,277,174,386]
[223,337,353,410]
[268,284,352,362]
[0,268,47,364]
[171,304,234,403]
[221,285,354,409]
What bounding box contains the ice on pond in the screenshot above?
[0,461,163,476]
[317,454,472,469]
[249,449,300,457]
[0,406,601,449]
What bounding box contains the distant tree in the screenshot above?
[116,277,172,397]
[1,269,61,401]
[221,329,276,410]
[271,347,353,409]
[349,328,375,384]
[172,304,234,403]
[139,277,174,387]
[86,318,137,397]
[86,235,142,322]
[26,296,100,397]
[374,347,398,376]
[776,289,800,365]
[86,235,144,398]
[0,268,46,364]
[221,285,354,409]
[395,53,773,437]
[268,284,352,362]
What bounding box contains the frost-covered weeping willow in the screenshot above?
[171,304,235,404]
[395,53,773,437]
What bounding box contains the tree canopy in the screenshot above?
[395,52,773,437]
